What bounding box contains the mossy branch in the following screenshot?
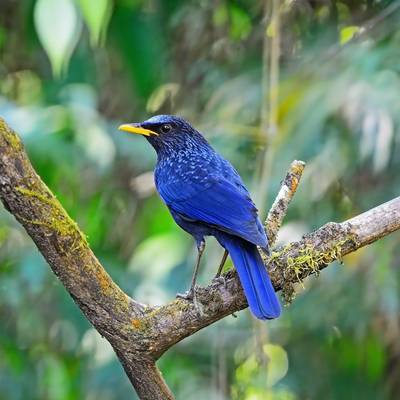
[0,117,399,399]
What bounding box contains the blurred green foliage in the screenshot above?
[0,0,400,399]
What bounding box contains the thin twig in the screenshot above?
[264,160,306,246]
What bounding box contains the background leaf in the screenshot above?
[77,0,113,46]
[34,0,82,77]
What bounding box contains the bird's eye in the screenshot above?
[160,124,172,134]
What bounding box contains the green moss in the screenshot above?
[6,130,22,151]
[270,234,358,304]
[15,186,88,247]
[0,119,23,151]
[16,187,55,206]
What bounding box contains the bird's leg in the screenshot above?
[215,249,228,277]
[189,240,205,294]
[213,249,229,288]
[177,240,205,302]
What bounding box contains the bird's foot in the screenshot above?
[176,287,204,316]
[176,287,195,301]
[213,275,227,289]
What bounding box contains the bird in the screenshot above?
[119,115,281,320]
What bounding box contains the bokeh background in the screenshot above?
[1,0,400,399]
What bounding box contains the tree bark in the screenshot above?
[0,117,399,399]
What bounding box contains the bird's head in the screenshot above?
[119,115,209,156]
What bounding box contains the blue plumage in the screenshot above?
[216,234,281,319]
[121,115,281,320]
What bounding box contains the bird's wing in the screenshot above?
[158,176,267,247]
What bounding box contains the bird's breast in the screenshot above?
[155,152,219,188]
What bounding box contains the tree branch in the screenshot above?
[142,196,400,356]
[0,117,399,399]
[0,118,171,400]
[264,159,305,245]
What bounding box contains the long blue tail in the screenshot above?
[219,235,281,320]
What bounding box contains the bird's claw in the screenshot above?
[176,287,204,316]
[176,287,195,300]
[213,275,227,288]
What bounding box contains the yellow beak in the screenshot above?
[118,123,158,137]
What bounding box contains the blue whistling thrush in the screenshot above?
[119,115,281,320]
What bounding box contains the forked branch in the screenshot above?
[0,117,399,399]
